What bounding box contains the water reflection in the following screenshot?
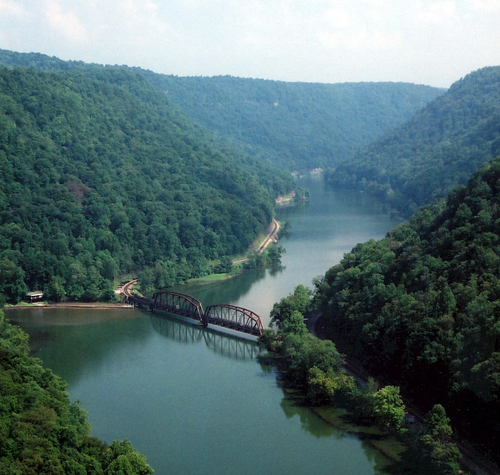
[150,314,204,344]
[150,313,261,361]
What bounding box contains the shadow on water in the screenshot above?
[7,308,152,387]
[279,395,344,440]
[276,379,408,474]
[149,312,261,361]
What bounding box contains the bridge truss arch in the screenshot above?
[151,291,204,323]
[203,304,264,336]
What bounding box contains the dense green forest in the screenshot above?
[0,309,153,474]
[260,286,461,475]
[316,157,500,463]
[326,66,500,217]
[0,65,292,304]
[137,73,443,171]
[0,49,444,172]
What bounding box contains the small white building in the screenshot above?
[25,291,44,302]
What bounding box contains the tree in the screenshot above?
[307,366,355,406]
[258,328,277,351]
[281,332,344,385]
[372,386,406,431]
[0,258,28,304]
[418,405,461,475]
[307,366,337,405]
[281,310,308,336]
[216,255,233,273]
[270,284,312,328]
[426,404,453,439]
[44,275,66,302]
[0,314,153,474]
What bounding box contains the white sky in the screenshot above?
[1,0,499,88]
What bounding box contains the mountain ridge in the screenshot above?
[0,48,445,172]
[326,65,500,216]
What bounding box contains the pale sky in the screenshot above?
[1,0,499,88]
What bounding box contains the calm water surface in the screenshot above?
[10,176,400,475]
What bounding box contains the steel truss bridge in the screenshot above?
[125,291,264,337]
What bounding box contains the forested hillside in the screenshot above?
[0,49,443,172]
[316,158,500,461]
[326,66,500,216]
[139,72,443,171]
[0,65,292,304]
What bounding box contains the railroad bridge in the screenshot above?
[126,291,264,337]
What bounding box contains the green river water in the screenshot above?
[9,175,401,475]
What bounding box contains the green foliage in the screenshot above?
[371,386,406,431]
[141,73,443,172]
[426,404,453,440]
[307,366,355,406]
[0,310,153,474]
[317,157,500,460]
[260,284,347,397]
[0,48,443,173]
[307,366,339,405]
[327,66,500,216]
[270,284,313,328]
[257,328,277,351]
[0,64,293,302]
[281,310,309,336]
[281,332,344,384]
[0,258,28,304]
[407,405,461,475]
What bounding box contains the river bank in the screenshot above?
[308,312,500,475]
[4,301,134,310]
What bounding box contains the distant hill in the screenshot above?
[326,66,500,216]
[317,157,500,461]
[0,49,444,172]
[0,65,292,304]
[139,72,444,171]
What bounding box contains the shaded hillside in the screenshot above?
[0,66,292,304]
[316,158,500,461]
[326,66,500,216]
[0,49,444,172]
[140,72,443,171]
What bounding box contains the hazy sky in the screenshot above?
[1,0,499,88]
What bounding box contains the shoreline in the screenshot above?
[5,216,282,312]
[4,302,134,310]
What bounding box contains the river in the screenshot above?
[8,175,400,475]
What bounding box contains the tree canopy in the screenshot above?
[0,64,293,303]
[316,157,500,461]
[141,73,443,172]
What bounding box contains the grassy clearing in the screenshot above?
[314,407,384,436]
[369,438,407,462]
[185,270,243,285]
